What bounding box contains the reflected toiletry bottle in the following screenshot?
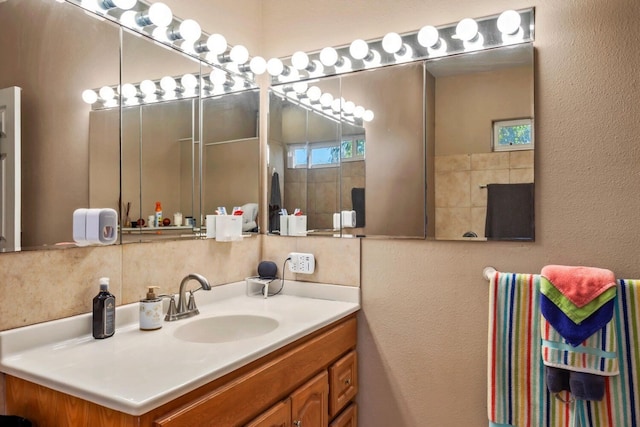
[139,286,163,331]
[93,277,115,339]
[155,201,163,227]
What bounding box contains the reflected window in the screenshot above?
[492,118,533,152]
[341,135,366,161]
[287,136,366,169]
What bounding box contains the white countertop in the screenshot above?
[0,280,360,415]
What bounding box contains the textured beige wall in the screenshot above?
[261,0,640,426]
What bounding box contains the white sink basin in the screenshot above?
[173,314,280,344]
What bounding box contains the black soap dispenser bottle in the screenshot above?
[93,277,115,339]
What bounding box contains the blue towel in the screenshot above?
[540,293,614,346]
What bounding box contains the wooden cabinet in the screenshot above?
[328,351,357,417]
[290,371,329,427]
[4,315,357,427]
[246,400,291,427]
[329,404,357,427]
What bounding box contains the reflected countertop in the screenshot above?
[0,280,360,415]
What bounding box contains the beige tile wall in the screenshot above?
[0,234,360,331]
[434,150,533,239]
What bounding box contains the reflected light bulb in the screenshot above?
[230,45,249,64]
[179,19,201,42]
[291,51,310,70]
[99,86,115,100]
[210,69,228,85]
[319,47,339,67]
[382,32,403,54]
[349,39,370,60]
[353,106,365,118]
[249,56,267,74]
[147,2,172,27]
[160,76,177,93]
[331,98,341,113]
[497,10,521,35]
[319,93,334,108]
[456,18,478,42]
[113,0,136,9]
[119,10,139,28]
[363,110,375,122]
[267,58,284,76]
[343,101,356,114]
[292,82,308,94]
[206,34,227,55]
[306,86,322,101]
[139,80,157,96]
[121,83,138,99]
[152,27,170,42]
[82,89,98,104]
[181,73,198,91]
[417,25,440,48]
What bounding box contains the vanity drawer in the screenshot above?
[329,350,358,417]
[329,403,357,427]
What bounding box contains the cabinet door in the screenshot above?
[329,351,358,417]
[291,371,329,427]
[329,403,357,427]
[246,400,292,427]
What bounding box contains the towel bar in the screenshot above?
[483,266,497,281]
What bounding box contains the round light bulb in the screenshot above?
[497,10,521,35]
[319,47,339,67]
[179,19,201,42]
[363,110,375,122]
[210,69,228,85]
[456,18,478,42]
[119,10,139,28]
[343,101,356,114]
[249,56,267,74]
[382,32,403,54]
[112,0,136,9]
[319,93,334,108]
[417,25,440,48]
[159,76,177,93]
[206,34,227,55]
[121,83,138,99]
[82,89,98,104]
[181,73,198,90]
[307,86,322,101]
[148,2,172,27]
[349,39,370,60]
[139,80,157,96]
[267,58,284,76]
[291,51,310,70]
[292,82,308,94]
[229,45,249,64]
[353,106,365,118]
[99,86,115,100]
[331,98,341,113]
[152,27,170,42]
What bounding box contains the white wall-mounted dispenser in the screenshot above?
[73,208,118,246]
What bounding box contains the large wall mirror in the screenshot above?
[0,0,260,253]
[268,44,534,240]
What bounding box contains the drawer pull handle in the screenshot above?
[344,378,351,385]
[293,421,302,427]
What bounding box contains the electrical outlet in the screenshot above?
[288,252,315,274]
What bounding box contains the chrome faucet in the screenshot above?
[165,273,211,321]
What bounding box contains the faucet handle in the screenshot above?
[164,296,178,321]
[187,291,200,314]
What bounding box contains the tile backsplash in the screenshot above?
[0,235,360,331]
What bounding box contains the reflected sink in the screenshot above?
[173,314,279,344]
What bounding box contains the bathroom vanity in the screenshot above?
[0,281,359,427]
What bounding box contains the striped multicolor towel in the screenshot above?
[541,305,619,376]
[488,273,640,427]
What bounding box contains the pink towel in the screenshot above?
[541,265,616,308]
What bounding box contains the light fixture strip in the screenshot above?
[271,7,534,84]
[62,0,259,84]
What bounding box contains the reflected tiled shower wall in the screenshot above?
[435,151,533,239]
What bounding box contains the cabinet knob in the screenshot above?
[293,421,302,427]
[344,378,351,385]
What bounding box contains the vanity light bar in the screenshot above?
[62,0,263,85]
[271,85,373,126]
[269,8,534,83]
[82,73,253,110]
